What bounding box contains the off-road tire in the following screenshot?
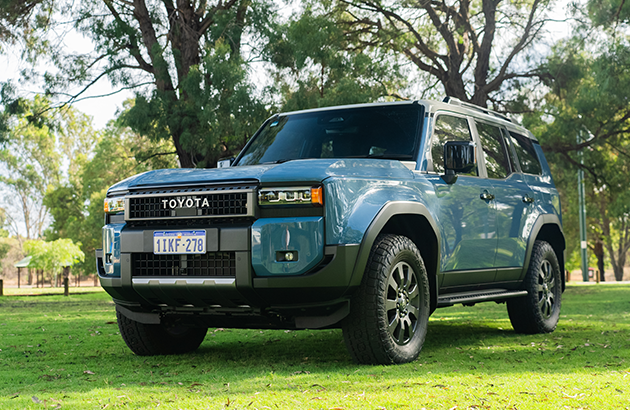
[342,234,430,365]
[507,240,562,334]
[116,310,208,356]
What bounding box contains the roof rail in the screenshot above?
[442,96,513,123]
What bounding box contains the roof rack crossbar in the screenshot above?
[443,96,513,123]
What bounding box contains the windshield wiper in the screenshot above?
[262,158,294,165]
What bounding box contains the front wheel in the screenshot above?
[342,234,430,365]
[507,240,562,334]
[117,310,208,356]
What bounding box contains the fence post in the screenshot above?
[64,277,69,296]
[0,279,3,296]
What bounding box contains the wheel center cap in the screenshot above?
[397,291,409,315]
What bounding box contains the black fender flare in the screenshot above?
[349,201,441,307]
[522,213,566,289]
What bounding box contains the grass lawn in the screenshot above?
[2,286,105,297]
[0,284,628,409]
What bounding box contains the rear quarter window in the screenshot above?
[507,131,542,175]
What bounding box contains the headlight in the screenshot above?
[104,197,125,214]
[258,186,324,206]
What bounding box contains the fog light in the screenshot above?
[276,250,298,262]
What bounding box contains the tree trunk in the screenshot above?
[594,238,605,282]
[614,251,627,281]
[597,256,606,282]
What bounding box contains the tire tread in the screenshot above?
[507,240,561,334]
[343,234,430,365]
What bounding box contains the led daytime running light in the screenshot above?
[258,186,323,206]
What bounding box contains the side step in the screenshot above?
[437,289,528,307]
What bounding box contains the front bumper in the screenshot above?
[97,221,360,327]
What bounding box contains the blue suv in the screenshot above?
[98,97,565,364]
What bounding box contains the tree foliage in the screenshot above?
[265,4,406,111]
[334,0,556,107]
[23,237,84,284]
[0,209,11,271]
[586,0,630,27]
[22,0,275,168]
[524,2,630,280]
[0,0,51,47]
[44,113,177,276]
[0,95,94,241]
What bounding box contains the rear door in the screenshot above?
[476,123,538,282]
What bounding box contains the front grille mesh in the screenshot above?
[128,192,248,220]
[132,252,236,277]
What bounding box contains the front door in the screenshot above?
[427,113,497,288]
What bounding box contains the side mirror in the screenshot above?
[442,141,476,184]
[217,157,235,168]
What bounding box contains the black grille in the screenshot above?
[132,252,236,277]
[127,218,254,228]
[128,192,248,219]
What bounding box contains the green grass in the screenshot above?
[0,285,629,409]
[2,286,104,297]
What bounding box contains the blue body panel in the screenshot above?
[324,176,433,245]
[107,159,415,193]
[490,173,535,268]
[427,174,498,284]
[251,217,324,276]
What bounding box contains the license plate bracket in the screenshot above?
[153,230,206,254]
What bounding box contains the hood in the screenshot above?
[107,158,415,194]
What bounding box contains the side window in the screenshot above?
[507,131,542,175]
[431,114,477,175]
[476,122,511,179]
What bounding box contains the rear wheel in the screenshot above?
[507,240,562,334]
[116,310,208,356]
[343,234,430,365]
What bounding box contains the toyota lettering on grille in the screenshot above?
[162,197,211,209]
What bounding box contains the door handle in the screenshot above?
[522,195,534,204]
[480,192,495,201]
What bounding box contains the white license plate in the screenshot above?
[153,230,206,254]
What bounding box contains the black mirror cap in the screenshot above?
[444,141,476,174]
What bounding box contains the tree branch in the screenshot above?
[484,0,546,94]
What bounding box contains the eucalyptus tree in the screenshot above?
[0,0,50,46]
[24,0,275,168]
[44,115,177,276]
[334,0,556,107]
[0,96,94,242]
[265,5,407,111]
[524,1,630,280]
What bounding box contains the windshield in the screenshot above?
[235,104,422,166]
